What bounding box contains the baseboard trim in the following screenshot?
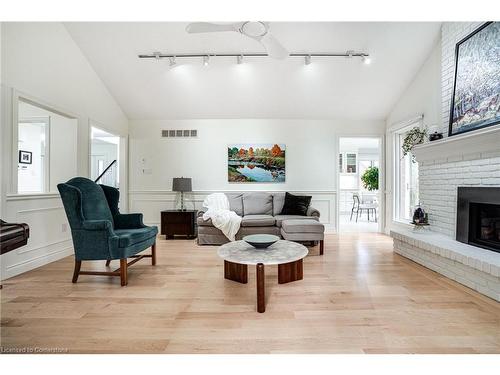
[1,246,73,281]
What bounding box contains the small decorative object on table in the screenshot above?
[243,234,280,249]
[429,131,443,141]
[411,203,429,229]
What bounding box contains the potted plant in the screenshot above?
[402,127,427,162]
[361,166,379,191]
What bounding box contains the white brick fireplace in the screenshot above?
[391,22,500,301]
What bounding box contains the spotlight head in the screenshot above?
[237,55,243,64]
[153,51,161,61]
[169,56,176,66]
[305,55,311,65]
[362,55,371,65]
[203,55,209,66]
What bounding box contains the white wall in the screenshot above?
[129,119,385,232]
[1,22,129,280]
[384,34,442,231]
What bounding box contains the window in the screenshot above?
[16,98,78,194]
[346,153,357,173]
[393,121,421,222]
[339,152,357,174]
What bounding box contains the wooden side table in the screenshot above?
[161,210,197,239]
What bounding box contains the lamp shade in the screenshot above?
[172,177,192,192]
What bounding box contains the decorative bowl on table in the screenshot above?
[242,234,280,249]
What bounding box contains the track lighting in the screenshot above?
[169,56,176,66]
[139,52,371,65]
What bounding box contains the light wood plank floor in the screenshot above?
[1,233,499,354]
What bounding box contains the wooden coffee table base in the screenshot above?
[224,259,303,313]
[278,259,303,284]
[224,260,248,284]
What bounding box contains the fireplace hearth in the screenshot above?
[457,187,500,253]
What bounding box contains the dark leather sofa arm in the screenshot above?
[114,213,146,229]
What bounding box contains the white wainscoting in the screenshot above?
[1,194,73,280]
[129,190,337,233]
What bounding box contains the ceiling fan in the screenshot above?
[185,21,289,60]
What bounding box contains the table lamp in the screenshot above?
[172,177,192,211]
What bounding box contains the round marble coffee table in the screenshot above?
[217,240,308,313]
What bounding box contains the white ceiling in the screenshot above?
[65,22,441,121]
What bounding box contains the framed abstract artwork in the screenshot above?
[449,22,500,136]
[227,144,285,183]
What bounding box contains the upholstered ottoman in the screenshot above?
[281,219,325,255]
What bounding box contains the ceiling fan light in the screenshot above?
[305,55,311,65]
[203,55,209,66]
[362,55,371,65]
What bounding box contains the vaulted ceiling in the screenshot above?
[65,22,441,120]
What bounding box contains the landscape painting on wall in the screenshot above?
[228,144,285,183]
[449,21,500,136]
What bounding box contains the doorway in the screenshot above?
[90,126,120,188]
[338,137,382,233]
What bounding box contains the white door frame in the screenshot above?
[89,120,128,212]
[335,134,385,233]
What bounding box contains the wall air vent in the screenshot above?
[161,129,198,138]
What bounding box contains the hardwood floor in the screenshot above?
[1,233,499,354]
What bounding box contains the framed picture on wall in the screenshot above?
[19,150,32,164]
[227,144,286,183]
[449,21,500,136]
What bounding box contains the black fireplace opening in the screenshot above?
[469,203,500,251]
[457,187,500,253]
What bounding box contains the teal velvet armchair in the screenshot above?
[57,177,157,286]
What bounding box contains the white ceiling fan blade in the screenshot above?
[185,22,241,34]
[259,33,289,59]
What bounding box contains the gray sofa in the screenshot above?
[197,192,320,245]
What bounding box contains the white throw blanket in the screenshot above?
[202,193,242,241]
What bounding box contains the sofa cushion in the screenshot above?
[241,215,276,227]
[280,192,312,216]
[281,219,324,233]
[272,192,286,216]
[114,227,158,247]
[243,192,273,215]
[226,193,244,216]
[274,214,318,227]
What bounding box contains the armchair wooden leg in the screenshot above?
[120,258,128,286]
[151,242,157,266]
[72,260,81,283]
[320,240,324,255]
[105,260,111,267]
